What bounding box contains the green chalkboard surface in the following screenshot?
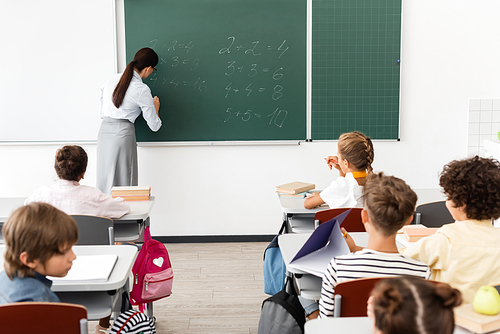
[311,0,402,140]
[124,0,307,142]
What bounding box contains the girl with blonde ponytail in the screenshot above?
[97,47,162,195]
[368,276,462,334]
[304,131,374,209]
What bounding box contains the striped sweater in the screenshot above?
[318,249,431,318]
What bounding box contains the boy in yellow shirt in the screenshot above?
[402,156,500,303]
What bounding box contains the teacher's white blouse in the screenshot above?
[319,172,363,208]
[25,180,130,219]
[100,71,162,131]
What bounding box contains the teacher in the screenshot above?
[97,47,162,195]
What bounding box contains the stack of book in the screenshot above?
[402,226,438,242]
[455,303,500,333]
[111,186,151,201]
[276,181,315,197]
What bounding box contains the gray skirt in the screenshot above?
[97,117,138,195]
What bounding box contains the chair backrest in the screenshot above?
[0,302,88,333]
[414,201,454,227]
[314,208,365,232]
[71,215,114,245]
[333,277,385,317]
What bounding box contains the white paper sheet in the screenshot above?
[49,254,118,283]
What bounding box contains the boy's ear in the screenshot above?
[19,251,38,269]
[405,215,413,226]
[361,209,370,224]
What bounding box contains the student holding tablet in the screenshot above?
[97,47,162,195]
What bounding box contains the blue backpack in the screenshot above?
[263,221,287,295]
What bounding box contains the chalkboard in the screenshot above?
[311,0,402,140]
[124,0,307,142]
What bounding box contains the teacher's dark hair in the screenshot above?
[112,47,159,108]
[54,145,88,181]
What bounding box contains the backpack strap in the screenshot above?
[261,277,305,331]
[115,311,142,334]
[278,220,286,235]
[144,226,152,242]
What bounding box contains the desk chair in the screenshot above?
[71,215,114,245]
[314,208,364,232]
[333,277,384,317]
[0,302,88,333]
[414,201,454,227]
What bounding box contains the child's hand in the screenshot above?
[324,156,339,170]
[341,227,362,252]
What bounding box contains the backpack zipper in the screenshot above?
[145,276,173,291]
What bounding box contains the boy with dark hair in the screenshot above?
[403,156,500,303]
[0,202,78,304]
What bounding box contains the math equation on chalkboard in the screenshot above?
[146,35,296,129]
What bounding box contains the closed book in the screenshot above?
[403,227,438,242]
[276,181,315,195]
[111,186,151,196]
[455,303,500,334]
[112,194,151,201]
[278,192,308,198]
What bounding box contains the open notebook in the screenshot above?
[48,254,118,283]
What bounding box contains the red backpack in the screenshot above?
[130,226,173,311]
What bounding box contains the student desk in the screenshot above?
[279,232,405,300]
[277,195,325,233]
[278,189,444,233]
[114,196,156,242]
[305,317,475,334]
[0,197,156,243]
[0,245,138,320]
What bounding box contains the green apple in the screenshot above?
[473,286,500,315]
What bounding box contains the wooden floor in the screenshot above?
[89,242,269,334]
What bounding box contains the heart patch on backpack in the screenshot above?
[153,257,164,268]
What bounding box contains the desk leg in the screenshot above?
[285,214,292,233]
[146,302,154,320]
[137,217,150,242]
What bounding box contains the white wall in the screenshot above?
[1,0,500,236]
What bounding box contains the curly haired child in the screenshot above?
[402,156,500,303]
